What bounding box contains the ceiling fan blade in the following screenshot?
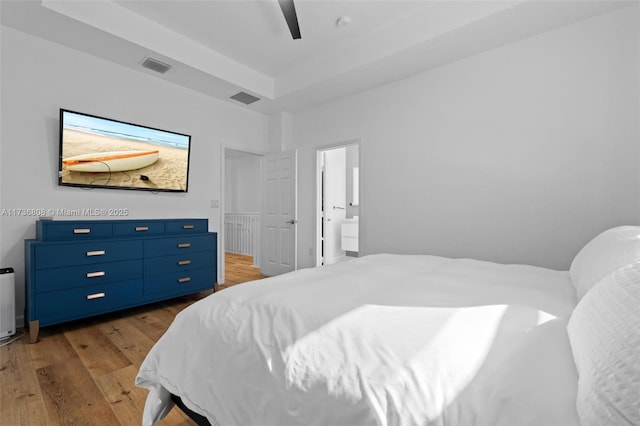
[278,0,301,40]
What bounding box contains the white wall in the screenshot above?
[293,5,640,271]
[225,153,262,213]
[0,26,268,325]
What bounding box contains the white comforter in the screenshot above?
[136,254,581,426]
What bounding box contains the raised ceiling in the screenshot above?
[1,0,634,113]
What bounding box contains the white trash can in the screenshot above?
[0,267,16,339]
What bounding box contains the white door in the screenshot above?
[323,148,346,265]
[262,150,297,276]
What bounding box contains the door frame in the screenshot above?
[315,139,361,267]
[220,145,265,285]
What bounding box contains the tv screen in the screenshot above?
[59,109,191,192]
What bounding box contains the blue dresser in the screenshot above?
[24,218,217,343]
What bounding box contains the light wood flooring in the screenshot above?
[0,253,265,426]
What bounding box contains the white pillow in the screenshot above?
[569,226,640,300]
[567,263,640,426]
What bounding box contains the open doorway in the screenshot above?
[316,143,360,266]
[223,148,263,279]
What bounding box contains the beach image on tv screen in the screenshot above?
[60,111,190,191]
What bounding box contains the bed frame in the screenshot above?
[170,393,211,426]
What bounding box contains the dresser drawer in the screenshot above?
[144,251,214,276]
[35,260,143,293]
[34,240,143,269]
[113,221,165,237]
[37,222,113,241]
[36,279,143,322]
[165,219,208,234]
[144,234,215,257]
[144,266,215,298]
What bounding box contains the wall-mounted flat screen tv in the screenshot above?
[59,109,191,192]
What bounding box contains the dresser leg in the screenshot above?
[28,320,39,343]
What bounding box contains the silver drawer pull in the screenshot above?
[183,224,195,229]
[178,260,191,266]
[74,228,91,234]
[135,226,149,232]
[178,277,191,283]
[86,271,105,278]
[86,292,105,300]
[177,243,191,248]
[86,250,106,257]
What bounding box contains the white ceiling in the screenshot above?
[1,0,635,114]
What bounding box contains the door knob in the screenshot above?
[286,219,297,224]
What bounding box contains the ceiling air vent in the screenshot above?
[141,57,172,74]
[230,91,260,105]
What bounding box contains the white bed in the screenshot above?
[136,227,640,426]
